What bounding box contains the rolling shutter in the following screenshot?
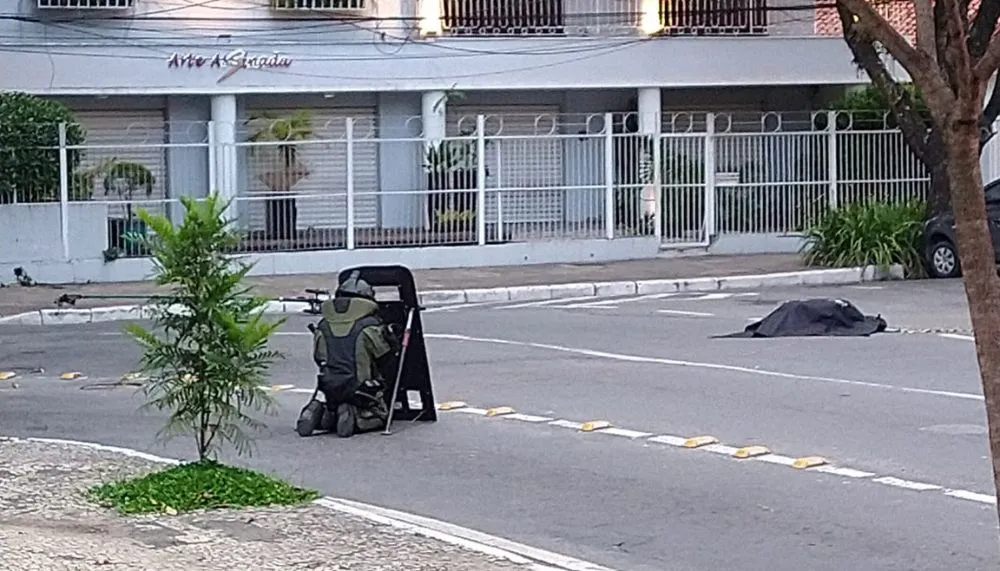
[73,110,168,218]
[448,105,563,224]
[243,106,379,231]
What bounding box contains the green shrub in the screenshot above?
[801,200,926,276]
[0,92,86,203]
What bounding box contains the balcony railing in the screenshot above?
[661,0,768,35]
[439,0,769,36]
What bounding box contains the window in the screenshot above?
[270,0,366,9]
[38,0,132,7]
[442,0,564,35]
[659,0,768,35]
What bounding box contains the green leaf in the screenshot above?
[87,461,319,515]
[127,192,285,462]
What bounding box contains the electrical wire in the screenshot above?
[0,0,916,83]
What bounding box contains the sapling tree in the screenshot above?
[125,193,284,461]
[835,0,1000,526]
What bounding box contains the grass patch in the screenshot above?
[88,460,320,515]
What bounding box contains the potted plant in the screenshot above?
[92,157,155,254]
[245,111,313,241]
[423,129,485,235]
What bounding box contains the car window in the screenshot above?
[986,180,1000,205]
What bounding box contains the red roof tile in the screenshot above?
[815,0,983,42]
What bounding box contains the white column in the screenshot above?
[421,91,447,229]
[637,88,661,233]
[637,87,661,136]
[422,90,447,143]
[210,94,238,221]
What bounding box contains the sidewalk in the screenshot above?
[0,254,804,316]
[0,439,533,571]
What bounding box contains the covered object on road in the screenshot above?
[717,298,888,338]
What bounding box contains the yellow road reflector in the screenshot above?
[0,372,16,381]
[59,372,83,380]
[485,406,515,417]
[733,445,771,459]
[437,401,468,411]
[792,456,828,469]
[579,420,613,432]
[682,435,718,448]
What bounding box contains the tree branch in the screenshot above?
[969,0,1000,59]
[914,0,938,62]
[837,0,936,85]
[836,4,935,164]
[975,36,1000,79]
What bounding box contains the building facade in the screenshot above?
[1,0,928,283]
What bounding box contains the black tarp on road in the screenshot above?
[716,298,888,338]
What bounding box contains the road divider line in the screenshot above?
[426,333,985,403]
[500,295,616,310]
[434,400,995,508]
[871,477,943,492]
[657,309,715,317]
[549,420,585,430]
[939,333,975,342]
[502,413,555,423]
[944,489,997,504]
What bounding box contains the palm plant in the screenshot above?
[245,111,313,240]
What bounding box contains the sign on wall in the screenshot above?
[167,49,293,83]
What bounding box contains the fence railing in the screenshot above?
[0,111,930,260]
[436,0,770,36]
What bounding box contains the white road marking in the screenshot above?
[699,443,740,455]
[944,489,997,504]
[565,292,684,308]
[426,334,985,402]
[455,407,489,416]
[4,438,610,571]
[596,427,654,439]
[500,295,612,309]
[502,413,555,423]
[316,498,617,571]
[871,477,943,491]
[810,466,876,478]
[657,309,715,317]
[754,454,797,467]
[647,435,688,447]
[561,291,750,310]
[424,301,507,313]
[939,333,975,342]
[549,419,585,430]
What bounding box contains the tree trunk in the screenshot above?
[928,159,951,217]
[945,108,1000,527]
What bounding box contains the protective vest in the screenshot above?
[318,315,381,395]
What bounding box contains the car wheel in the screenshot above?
[927,239,961,278]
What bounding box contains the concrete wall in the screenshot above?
[0,203,107,266]
[4,0,874,96]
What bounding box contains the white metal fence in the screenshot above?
[1,111,930,259]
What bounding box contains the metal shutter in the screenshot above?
[243,107,379,231]
[448,105,563,224]
[73,110,168,218]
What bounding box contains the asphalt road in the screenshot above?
[2,278,999,571]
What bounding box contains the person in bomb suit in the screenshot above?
[303,271,400,438]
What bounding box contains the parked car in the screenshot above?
[922,179,1000,278]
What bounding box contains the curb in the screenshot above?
[1,436,614,571]
[0,264,904,327]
